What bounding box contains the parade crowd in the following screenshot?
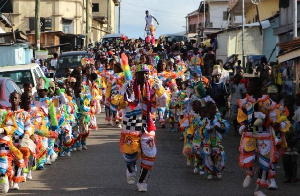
[0,35,299,196]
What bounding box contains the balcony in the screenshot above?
[228,0,253,15]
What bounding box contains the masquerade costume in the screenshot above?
[0,109,19,194]
[238,95,280,194]
[119,64,167,192]
[10,107,34,189]
[34,77,58,169]
[75,85,92,151]
[202,113,229,179]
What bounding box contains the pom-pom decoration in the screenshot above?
[121,53,132,82]
[182,143,192,157]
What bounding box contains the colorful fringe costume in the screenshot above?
[0,109,19,193]
[119,65,167,187]
[238,95,279,188]
[202,114,229,177]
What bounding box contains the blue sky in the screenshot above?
[116,0,201,39]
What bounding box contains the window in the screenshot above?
[223,11,228,20]
[62,18,74,34]
[0,70,33,89]
[29,17,52,31]
[189,24,197,33]
[35,67,43,77]
[6,80,16,95]
[33,69,39,87]
[92,3,99,12]
[29,18,35,30]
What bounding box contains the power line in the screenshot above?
[122,1,185,16]
[121,8,186,18]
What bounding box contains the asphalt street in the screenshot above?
[7,113,300,196]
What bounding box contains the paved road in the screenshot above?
[7,113,300,196]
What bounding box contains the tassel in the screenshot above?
[147,119,156,132]
[49,103,58,127]
[121,53,132,82]
[19,147,30,166]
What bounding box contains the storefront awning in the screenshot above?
[278,48,300,63]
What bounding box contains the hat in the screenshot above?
[213,65,221,70]
[48,80,55,95]
[136,64,150,72]
[212,68,222,76]
[194,81,206,98]
[69,77,77,83]
[36,77,49,91]
[267,85,278,94]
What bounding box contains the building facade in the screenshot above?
[1,0,118,50]
[186,0,228,39]
[92,0,119,42]
[228,0,279,26]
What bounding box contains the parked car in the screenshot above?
[101,33,127,45]
[55,51,92,79]
[0,77,23,109]
[0,63,45,94]
[159,34,189,44]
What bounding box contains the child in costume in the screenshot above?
[238,77,279,196]
[102,59,115,125]
[20,91,50,182]
[33,77,58,169]
[202,101,229,180]
[75,83,92,151]
[89,73,101,130]
[182,99,205,174]
[156,59,168,128]
[0,109,18,194]
[119,64,167,192]
[9,92,35,190]
[168,83,179,132]
[109,63,125,128]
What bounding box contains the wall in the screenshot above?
[188,15,199,25]
[209,2,228,28]
[216,26,263,62]
[246,0,279,23]
[92,0,117,41]
[0,45,33,66]
[263,16,279,63]
[11,0,88,35]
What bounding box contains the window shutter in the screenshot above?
[29,18,35,30]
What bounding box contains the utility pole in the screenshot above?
[294,0,298,38]
[242,0,245,69]
[35,0,40,50]
[107,0,110,32]
[118,0,121,33]
[86,0,90,48]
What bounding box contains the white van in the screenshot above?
[0,63,45,94]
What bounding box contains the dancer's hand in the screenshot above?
[0,128,4,134]
[153,77,162,89]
